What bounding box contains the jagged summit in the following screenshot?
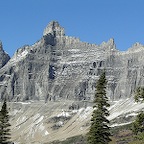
[1,20,144,102]
[0,40,10,68]
[0,40,3,51]
[128,42,144,52]
[42,21,118,49]
[43,21,65,37]
[100,38,117,51]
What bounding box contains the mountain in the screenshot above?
[1,21,144,143]
[1,21,144,102]
[0,41,10,69]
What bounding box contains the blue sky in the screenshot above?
[0,0,144,56]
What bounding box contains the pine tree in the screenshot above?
[0,99,11,144]
[134,87,144,103]
[87,71,111,144]
[132,112,144,135]
[132,86,144,135]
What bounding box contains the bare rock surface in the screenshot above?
[0,41,10,69]
[1,21,144,143]
[0,21,144,102]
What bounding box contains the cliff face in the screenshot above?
[0,21,144,101]
[0,41,10,69]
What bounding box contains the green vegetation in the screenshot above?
[110,124,144,144]
[87,71,111,144]
[45,123,144,144]
[133,87,144,135]
[134,87,144,102]
[47,135,86,144]
[132,112,144,135]
[0,99,11,144]
[129,86,144,143]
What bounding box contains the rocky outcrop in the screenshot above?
[0,41,10,69]
[0,21,144,101]
[43,21,65,37]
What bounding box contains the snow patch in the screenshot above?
[71,54,83,57]
[45,130,49,135]
[125,112,138,118]
[108,98,144,120]
[77,107,93,121]
[35,116,44,124]
[9,49,28,64]
[56,121,64,127]
[60,61,85,65]
[16,102,31,105]
[68,49,80,52]
[110,122,132,127]
[72,110,79,114]
[57,110,71,117]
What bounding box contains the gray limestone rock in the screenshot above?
[43,21,65,37]
[0,41,10,69]
[0,21,144,101]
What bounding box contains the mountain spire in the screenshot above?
[0,40,3,51]
[43,21,65,37]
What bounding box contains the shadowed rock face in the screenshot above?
[0,41,10,69]
[0,21,144,101]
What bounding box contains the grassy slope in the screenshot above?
[110,124,144,144]
[47,123,144,144]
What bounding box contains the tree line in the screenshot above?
[0,99,12,144]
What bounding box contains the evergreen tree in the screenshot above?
[87,71,111,144]
[132,86,144,135]
[132,112,144,135]
[0,99,11,144]
[134,87,144,102]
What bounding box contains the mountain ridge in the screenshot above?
[0,21,144,102]
[1,21,144,143]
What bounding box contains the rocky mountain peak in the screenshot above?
[0,40,10,68]
[0,21,144,103]
[132,42,142,47]
[43,21,65,37]
[0,40,3,51]
[127,42,144,52]
[108,38,115,45]
[100,38,116,51]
